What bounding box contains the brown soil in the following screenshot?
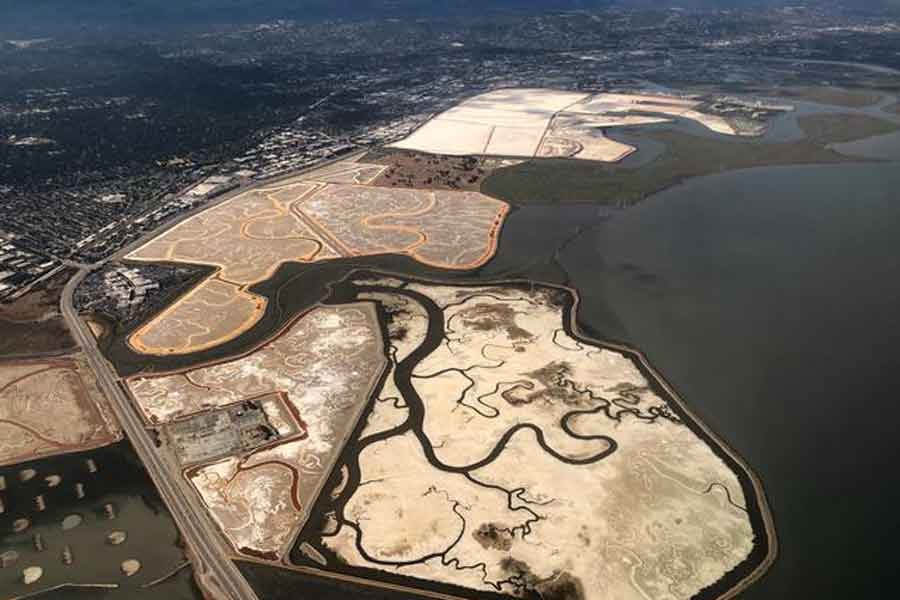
[0,268,76,357]
[366,149,501,191]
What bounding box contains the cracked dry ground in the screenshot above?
[296,277,770,600]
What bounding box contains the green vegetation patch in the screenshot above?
[759,86,885,108]
[797,113,900,144]
[481,113,900,206]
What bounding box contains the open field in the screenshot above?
[300,276,771,600]
[127,304,387,560]
[567,92,737,136]
[0,356,121,465]
[389,89,768,161]
[482,112,900,206]
[537,114,647,162]
[391,89,588,158]
[126,163,507,355]
[366,150,515,191]
[125,180,331,354]
[0,268,76,357]
[303,161,387,185]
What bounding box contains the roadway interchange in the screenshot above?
[61,269,260,600]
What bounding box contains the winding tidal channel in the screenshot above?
[98,160,900,600]
[277,273,773,600]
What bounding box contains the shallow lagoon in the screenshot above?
[105,161,900,600]
[0,442,200,600]
[562,162,900,599]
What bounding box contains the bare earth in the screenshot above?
[127,304,387,560]
[367,150,511,191]
[0,268,77,357]
[0,356,121,465]
[318,278,770,600]
[126,159,507,355]
[537,113,660,162]
[390,88,752,160]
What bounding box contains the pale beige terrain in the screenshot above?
[128,182,329,282]
[396,119,495,156]
[389,88,759,159]
[327,431,529,580]
[321,279,766,600]
[189,458,301,559]
[127,181,333,354]
[306,162,387,185]
[537,114,645,162]
[300,186,507,268]
[407,284,632,467]
[126,162,507,355]
[0,356,121,465]
[391,88,589,157]
[128,304,387,560]
[358,291,429,362]
[259,392,303,437]
[567,92,739,135]
[567,92,700,116]
[129,278,266,355]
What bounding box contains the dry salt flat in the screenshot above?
[390,88,753,160]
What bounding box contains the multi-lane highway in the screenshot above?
[54,152,372,600]
[61,269,259,600]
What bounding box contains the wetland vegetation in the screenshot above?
[481,113,900,206]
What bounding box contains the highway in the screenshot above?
[52,152,372,600]
[61,269,259,600]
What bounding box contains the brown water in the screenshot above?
[0,442,201,600]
